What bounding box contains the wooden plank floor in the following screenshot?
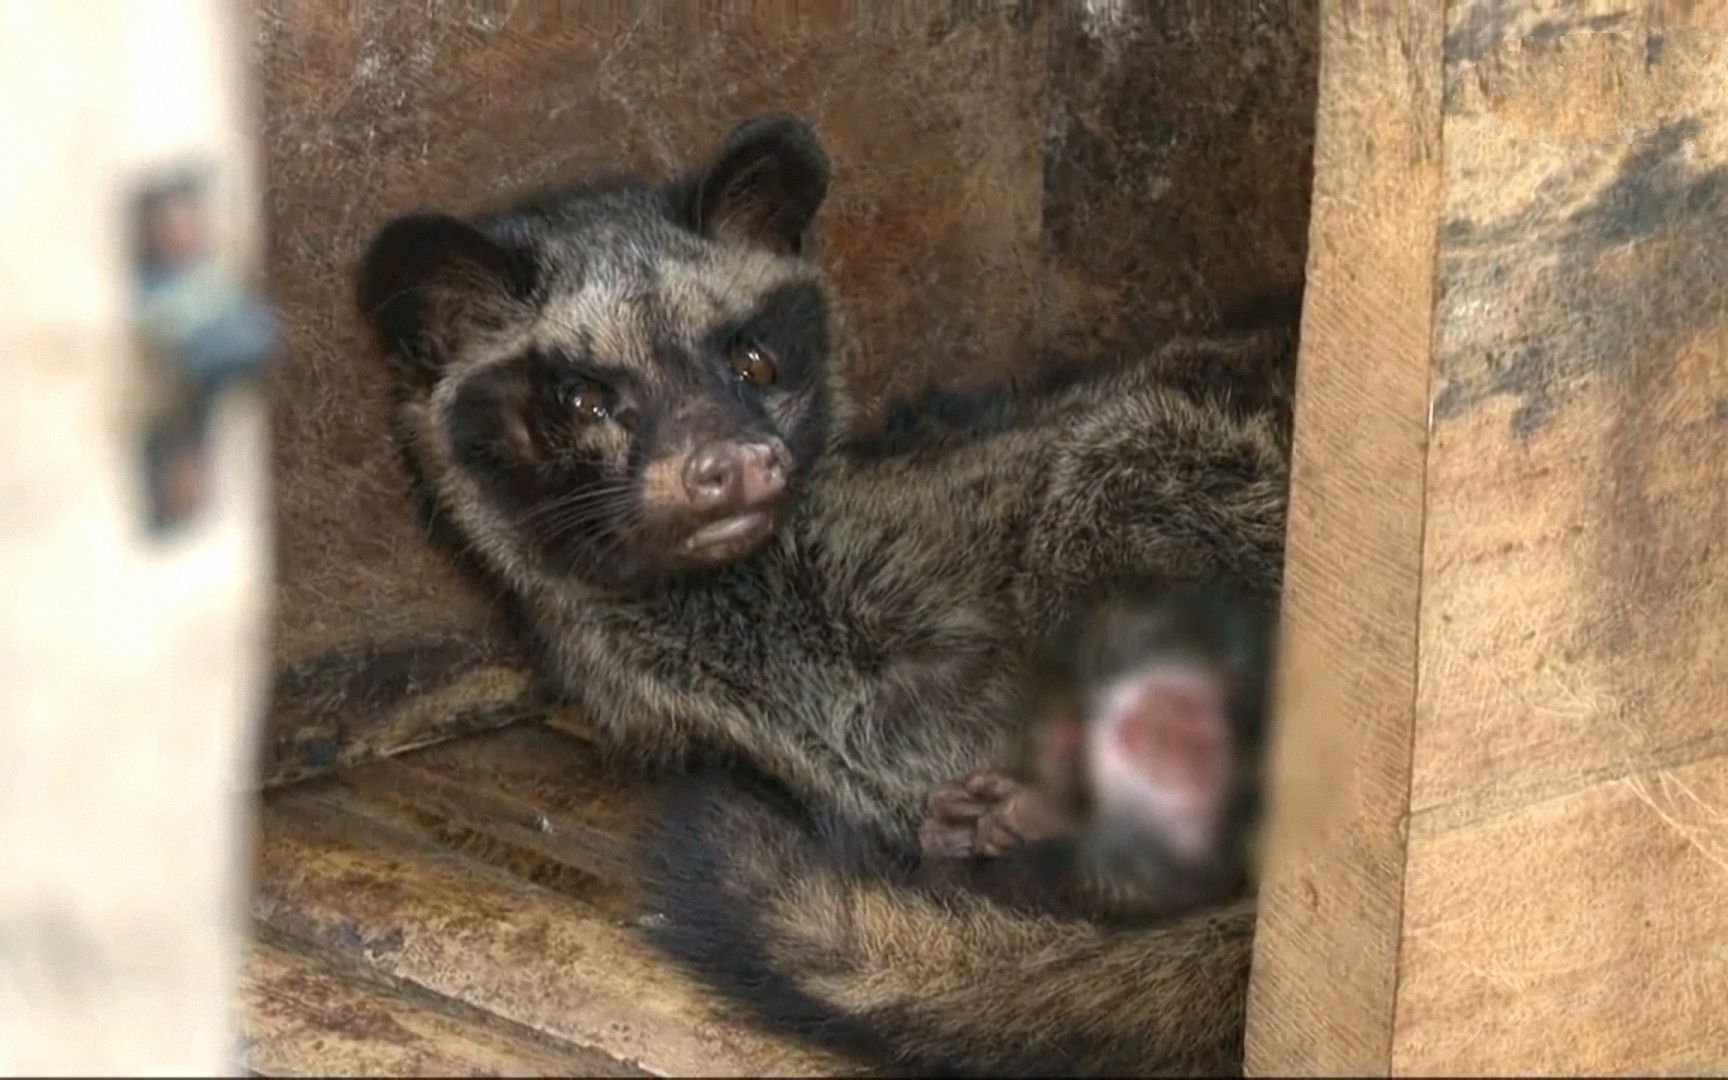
[239,724,852,1077]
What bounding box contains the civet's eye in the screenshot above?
[729,341,779,388]
[569,383,610,421]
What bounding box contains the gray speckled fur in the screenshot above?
[359,116,1291,1076]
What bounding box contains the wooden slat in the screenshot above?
[261,637,537,788]
[241,930,643,1077]
[326,725,649,917]
[1397,757,1728,1072]
[251,785,851,1078]
[1250,2,1728,1073]
[396,721,640,842]
[1243,3,1444,1074]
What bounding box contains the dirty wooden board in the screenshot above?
[1248,3,1728,1074]
[251,0,1318,785]
[242,724,852,1077]
[263,635,541,787]
[242,930,646,1077]
[1038,1,1316,403]
[1402,6,1728,1073]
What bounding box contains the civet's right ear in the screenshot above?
[355,212,540,386]
[683,115,830,256]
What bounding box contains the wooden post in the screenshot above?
[1248,3,1728,1074]
[0,2,267,1073]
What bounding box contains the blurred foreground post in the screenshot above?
[0,1,269,1073]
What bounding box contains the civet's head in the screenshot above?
[357,117,833,590]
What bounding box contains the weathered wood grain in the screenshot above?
[1039,1,1316,401]
[1400,7,1728,1073]
[1250,2,1728,1073]
[241,930,646,1077]
[1243,3,1443,1074]
[325,725,649,916]
[262,636,537,787]
[251,773,851,1077]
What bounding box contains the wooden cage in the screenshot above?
[1,1,1723,1076]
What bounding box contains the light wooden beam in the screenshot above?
[1249,2,1728,1074]
[0,2,267,1073]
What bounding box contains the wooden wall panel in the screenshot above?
[1249,2,1728,1073]
[1401,8,1728,1073]
[1041,2,1316,405]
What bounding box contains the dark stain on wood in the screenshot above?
[1432,117,1728,437]
[1563,119,1728,255]
[274,637,494,708]
[1442,2,1626,77]
[329,921,406,961]
[1421,21,1728,760]
[1038,1,1316,402]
